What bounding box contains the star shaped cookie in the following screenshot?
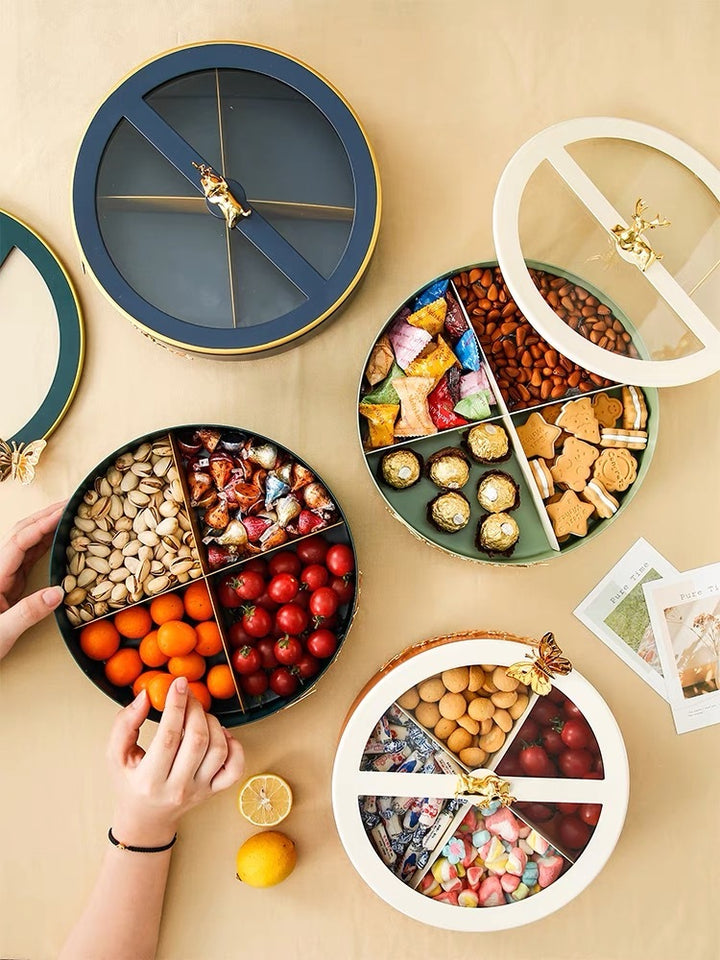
[546,490,595,538]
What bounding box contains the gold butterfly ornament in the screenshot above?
[506,632,573,696]
[0,439,47,485]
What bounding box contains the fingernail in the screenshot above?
[41,586,64,608]
[132,689,147,707]
[175,676,188,693]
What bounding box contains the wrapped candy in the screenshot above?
[406,335,457,383]
[407,297,447,336]
[446,365,462,404]
[427,376,468,430]
[413,278,449,309]
[364,334,394,385]
[454,391,491,421]
[359,402,400,448]
[297,510,326,535]
[459,368,493,401]
[362,361,405,405]
[264,473,290,507]
[393,377,437,438]
[455,330,481,371]
[444,290,469,340]
[242,516,272,541]
[387,316,432,369]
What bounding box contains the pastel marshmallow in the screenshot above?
[434,890,459,906]
[458,889,480,907]
[421,878,441,897]
[441,876,463,893]
[478,875,505,907]
[472,829,491,849]
[432,858,457,883]
[461,808,478,831]
[527,830,550,855]
[485,807,520,843]
[506,846,528,877]
[537,854,564,888]
[511,882,530,901]
[466,865,484,889]
[521,861,539,887]
[483,836,506,865]
[501,873,521,893]
[462,837,476,868]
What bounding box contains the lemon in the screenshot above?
[235,831,297,887]
[238,773,293,826]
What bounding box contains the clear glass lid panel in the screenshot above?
[143,70,223,170]
[519,161,704,362]
[96,203,233,327]
[228,229,306,328]
[0,247,59,436]
[566,138,720,292]
[218,70,355,208]
[96,119,198,198]
[258,210,352,279]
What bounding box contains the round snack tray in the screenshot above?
[332,632,628,931]
[50,425,358,726]
[358,261,658,564]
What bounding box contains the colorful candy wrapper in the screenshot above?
[407,297,447,336]
[359,403,399,448]
[444,290,469,340]
[370,822,396,866]
[405,335,457,383]
[388,315,432,369]
[393,377,437,437]
[397,846,419,881]
[364,334,394,385]
[455,329,481,371]
[433,751,461,775]
[264,474,290,507]
[459,368,493,401]
[385,813,404,837]
[362,361,405,405]
[414,278,449,310]
[454,391,491,421]
[446,364,462,404]
[428,376,468,430]
[396,750,421,773]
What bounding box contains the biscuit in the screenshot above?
[515,412,562,460]
[540,403,563,425]
[555,397,601,443]
[592,392,623,428]
[529,458,555,500]
[550,437,599,492]
[593,448,638,492]
[581,478,619,518]
[546,490,595,538]
[600,428,648,450]
[622,385,648,430]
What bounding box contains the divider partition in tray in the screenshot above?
[332,633,629,931]
[358,262,658,564]
[51,425,358,727]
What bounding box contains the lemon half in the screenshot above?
[238,773,293,827]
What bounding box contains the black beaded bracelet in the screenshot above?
[108,827,177,853]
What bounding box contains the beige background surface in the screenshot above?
[1,1,719,957]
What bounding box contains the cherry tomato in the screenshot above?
[309,586,339,619]
[231,645,261,675]
[269,666,299,697]
[306,628,338,659]
[217,575,243,608]
[329,575,355,605]
[519,745,551,777]
[496,755,523,777]
[300,564,329,591]
[255,590,279,613]
[594,756,604,774]
[517,718,540,742]
[274,636,303,666]
[532,699,562,726]
[275,603,309,636]
[268,551,301,577]
[579,803,601,826]
[242,558,267,577]
[293,587,310,608]
[558,816,591,850]
[255,637,278,670]
[556,802,579,815]
[561,718,593,750]
[241,670,269,697]
[542,728,565,755]
[563,699,585,720]
[325,543,355,577]
[241,605,273,639]
[296,652,320,679]
[232,570,265,601]
[517,802,553,822]
[584,771,603,780]
[548,687,566,705]
[558,748,593,778]
[267,573,299,604]
[228,621,254,649]
[296,536,329,566]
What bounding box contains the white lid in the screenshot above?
[493,117,720,387]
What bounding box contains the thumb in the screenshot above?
[107,690,151,767]
[0,585,64,662]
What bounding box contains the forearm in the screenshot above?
[59,844,172,960]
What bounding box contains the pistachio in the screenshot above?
[112,530,130,549]
[189,567,202,579]
[138,545,154,562]
[77,504,91,519]
[138,530,159,547]
[62,575,77,592]
[136,559,151,584]
[83,489,99,506]
[110,583,128,603]
[109,566,130,583]
[122,540,141,558]
[66,608,82,626]
[77,568,98,588]
[155,516,178,537]
[98,478,113,498]
[115,516,133,532]
[108,549,125,570]
[159,501,178,518]
[90,581,113,601]
[153,456,172,477]
[115,451,134,470]
[120,471,140,493]
[107,466,122,487]
[150,560,164,576]
[141,507,158,530]
[87,543,111,558]
[147,575,170,595]
[85,556,111,575]
[109,495,125,520]
[123,500,138,519]
[128,490,150,507]
[74,517,96,533]
[176,571,190,584]
[93,529,113,544]
[65,587,87,605]
[68,554,85,576]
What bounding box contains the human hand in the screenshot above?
[108,677,245,847]
[0,500,66,662]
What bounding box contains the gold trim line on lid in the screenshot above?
[611,198,670,272]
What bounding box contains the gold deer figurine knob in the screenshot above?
[193,162,251,228]
[611,198,670,272]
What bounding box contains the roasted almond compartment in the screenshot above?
[358,264,658,564]
[51,425,358,726]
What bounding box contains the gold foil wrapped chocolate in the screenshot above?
[359,403,400,448]
[477,471,519,513]
[426,447,470,490]
[465,422,510,463]
[380,450,422,490]
[428,491,471,533]
[477,512,519,556]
